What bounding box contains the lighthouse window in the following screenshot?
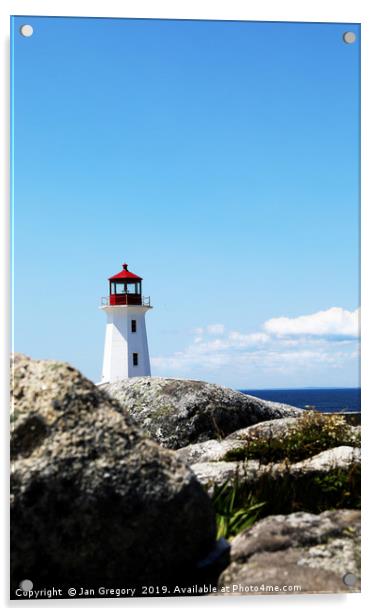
[126,283,137,294]
[133,353,139,366]
[114,282,126,294]
[131,319,137,333]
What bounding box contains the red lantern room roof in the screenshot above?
[109,263,143,282]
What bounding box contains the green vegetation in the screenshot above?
[224,411,360,464]
[211,413,361,540]
[311,464,361,510]
[212,477,265,540]
[212,460,360,539]
[258,460,361,514]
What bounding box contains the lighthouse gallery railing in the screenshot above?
[100,296,151,307]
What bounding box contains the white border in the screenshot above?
[1,1,375,614]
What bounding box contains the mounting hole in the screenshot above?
[19,579,33,591]
[20,24,34,38]
[343,572,357,586]
[343,32,356,44]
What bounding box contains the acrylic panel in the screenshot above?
[10,16,361,599]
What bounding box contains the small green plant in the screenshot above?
[224,411,360,464]
[211,460,360,525]
[212,478,265,540]
[311,462,361,509]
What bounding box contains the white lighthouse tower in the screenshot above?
[100,262,152,383]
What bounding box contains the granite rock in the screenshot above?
[10,354,216,590]
[101,377,303,450]
[218,509,361,594]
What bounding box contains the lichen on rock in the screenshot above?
[218,509,361,593]
[101,377,303,450]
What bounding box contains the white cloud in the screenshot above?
[264,307,360,338]
[151,306,360,384]
[228,331,270,346]
[151,345,357,374]
[207,323,225,335]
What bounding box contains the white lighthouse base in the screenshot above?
[100,304,152,383]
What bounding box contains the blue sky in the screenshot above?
[12,17,360,388]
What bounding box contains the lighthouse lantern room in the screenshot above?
[100,262,152,383]
[108,263,143,306]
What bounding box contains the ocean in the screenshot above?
[241,388,361,413]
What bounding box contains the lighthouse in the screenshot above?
[100,262,152,383]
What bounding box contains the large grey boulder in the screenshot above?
[101,377,303,450]
[218,509,360,593]
[10,354,216,591]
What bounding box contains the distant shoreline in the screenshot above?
[240,387,360,391]
[240,387,361,413]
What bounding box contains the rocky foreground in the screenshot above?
[11,355,215,589]
[10,354,361,596]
